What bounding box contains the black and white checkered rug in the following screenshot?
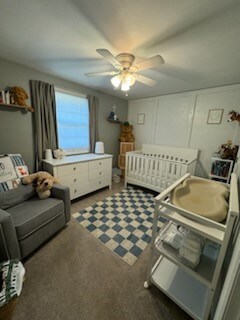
[73,187,164,265]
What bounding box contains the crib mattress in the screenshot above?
[171,177,229,222]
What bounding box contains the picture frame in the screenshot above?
[207,109,223,124]
[137,113,145,125]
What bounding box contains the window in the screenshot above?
[55,89,89,155]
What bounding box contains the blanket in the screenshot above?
[0,154,29,192]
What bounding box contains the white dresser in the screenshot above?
[43,153,113,200]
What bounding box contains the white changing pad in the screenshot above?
[171,177,229,222]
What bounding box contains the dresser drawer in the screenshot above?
[58,174,86,187]
[60,174,88,198]
[57,162,88,178]
[89,168,110,181]
[88,158,111,171]
[70,184,90,200]
[88,175,111,192]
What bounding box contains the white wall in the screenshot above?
[128,84,240,175]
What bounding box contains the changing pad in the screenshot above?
[171,177,229,222]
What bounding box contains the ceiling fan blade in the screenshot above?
[132,55,164,71]
[136,74,157,86]
[85,71,119,77]
[96,49,121,69]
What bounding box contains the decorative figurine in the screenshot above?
[108,105,118,121]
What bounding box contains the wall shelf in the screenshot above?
[106,118,122,124]
[0,103,34,113]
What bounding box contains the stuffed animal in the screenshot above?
[53,149,66,159]
[119,122,135,142]
[228,110,240,122]
[22,171,59,199]
[218,140,238,160]
[10,86,34,112]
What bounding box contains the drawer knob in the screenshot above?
[74,178,77,182]
[99,172,102,175]
[99,162,102,165]
[99,181,101,184]
[74,189,77,193]
[73,167,76,171]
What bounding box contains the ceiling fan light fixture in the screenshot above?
[111,74,122,88]
[89,49,165,93]
[125,73,136,86]
[121,79,130,91]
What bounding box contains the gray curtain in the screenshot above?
[87,95,99,153]
[30,80,58,170]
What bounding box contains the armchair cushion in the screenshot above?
[7,197,64,240]
[51,184,71,223]
[0,185,35,210]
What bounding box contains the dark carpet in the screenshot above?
[11,220,191,320]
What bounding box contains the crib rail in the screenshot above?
[125,149,198,193]
[142,144,198,162]
[127,151,195,165]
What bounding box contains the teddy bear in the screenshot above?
[119,122,135,142]
[22,171,59,199]
[10,86,34,112]
[218,140,238,160]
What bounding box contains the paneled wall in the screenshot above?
[128,84,240,175]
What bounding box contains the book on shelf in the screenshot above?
[211,160,231,177]
[0,91,13,105]
[0,90,6,103]
[5,91,10,104]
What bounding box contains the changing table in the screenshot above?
[144,173,239,320]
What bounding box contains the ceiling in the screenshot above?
[0,0,240,100]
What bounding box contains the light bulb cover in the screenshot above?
[111,74,122,88]
[121,79,130,91]
[125,73,136,86]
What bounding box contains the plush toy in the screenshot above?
[228,110,240,122]
[22,171,59,199]
[218,140,238,160]
[10,86,34,112]
[119,122,135,142]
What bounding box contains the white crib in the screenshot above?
[125,144,198,193]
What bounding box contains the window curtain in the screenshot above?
[87,95,99,153]
[30,80,58,170]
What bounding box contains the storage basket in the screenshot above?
[120,142,134,154]
[120,142,134,155]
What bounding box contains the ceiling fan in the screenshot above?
[85,49,165,92]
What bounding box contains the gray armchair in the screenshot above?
[0,183,70,261]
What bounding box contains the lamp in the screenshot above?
[111,71,136,92]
